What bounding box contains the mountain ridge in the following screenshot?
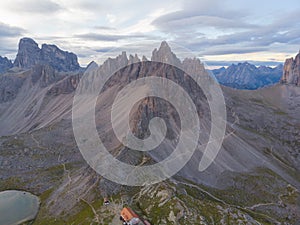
[13,37,81,72]
[1,37,297,91]
[213,62,283,90]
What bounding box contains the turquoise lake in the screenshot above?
[0,190,40,225]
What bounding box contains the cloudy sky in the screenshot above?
[0,0,299,67]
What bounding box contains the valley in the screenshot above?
[0,39,299,225]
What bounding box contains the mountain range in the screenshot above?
[1,37,299,90]
[0,38,299,224]
[212,62,283,89]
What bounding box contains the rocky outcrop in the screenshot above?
[182,58,206,76]
[85,61,98,72]
[13,38,41,69]
[151,41,181,67]
[281,51,300,86]
[40,44,80,72]
[13,38,80,72]
[213,62,283,90]
[128,54,140,64]
[31,64,57,87]
[47,73,81,96]
[100,51,128,76]
[0,73,26,103]
[0,64,63,103]
[0,56,13,74]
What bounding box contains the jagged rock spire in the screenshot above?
[151,41,181,67]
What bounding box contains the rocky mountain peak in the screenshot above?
[160,40,171,51]
[237,62,257,70]
[129,54,140,64]
[13,37,80,72]
[13,37,41,69]
[281,52,300,86]
[151,41,181,67]
[86,61,98,72]
[117,51,129,66]
[182,58,206,76]
[40,43,80,72]
[20,37,37,45]
[0,56,13,74]
[18,37,39,50]
[100,51,129,76]
[142,55,148,61]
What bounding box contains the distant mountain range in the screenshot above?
[0,37,299,93]
[0,38,292,90]
[212,62,283,90]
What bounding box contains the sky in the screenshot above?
[0,0,299,68]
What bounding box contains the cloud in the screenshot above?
[163,8,300,57]
[0,22,24,56]
[200,46,268,55]
[69,1,105,12]
[0,22,25,38]
[74,33,147,42]
[6,0,63,14]
[152,12,256,31]
[150,0,300,58]
[95,47,114,53]
[0,0,299,65]
[94,26,116,31]
[152,0,255,32]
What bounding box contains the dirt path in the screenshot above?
[30,133,47,150]
[173,179,227,205]
[173,179,280,224]
[80,197,100,223]
[246,184,298,211]
[57,156,101,223]
[62,163,72,185]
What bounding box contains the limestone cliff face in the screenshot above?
[94,42,209,144]
[13,38,41,69]
[40,44,80,72]
[151,41,181,67]
[13,38,80,72]
[281,51,300,86]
